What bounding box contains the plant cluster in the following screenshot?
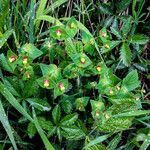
[0,0,150,150]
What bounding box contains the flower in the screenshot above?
[95,111,100,117]
[56,30,62,36]
[104,44,110,49]
[22,57,28,64]
[96,66,101,72]
[102,32,107,37]
[44,79,49,87]
[58,83,65,91]
[70,22,75,28]
[109,89,113,94]
[9,56,16,63]
[80,57,85,64]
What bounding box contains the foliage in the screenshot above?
[0,0,149,150]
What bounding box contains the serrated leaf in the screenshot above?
[129,34,149,44]
[120,43,132,66]
[110,27,122,39]
[61,125,85,140]
[117,0,131,13]
[122,70,140,91]
[27,122,37,138]
[75,97,89,111]
[60,113,78,126]
[52,105,61,124]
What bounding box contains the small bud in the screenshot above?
[109,89,113,94]
[104,44,110,49]
[80,57,85,64]
[95,111,100,117]
[105,113,110,119]
[141,89,146,93]
[44,80,49,87]
[58,83,65,91]
[26,73,30,79]
[96,66,101,72]
[22,57,28,64]
[9,56,16,63]
[116,86,120,90]
[70,23,75,28]
[101,32,107,37]
[47,42,52,48]
[56,30,62,36]
[134,96,139,100]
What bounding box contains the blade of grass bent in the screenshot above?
[0,100,18,150]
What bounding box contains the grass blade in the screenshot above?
[84,134,110,148]
[0,100,18,150]
[0,81,33,122]
[32,108,54,150]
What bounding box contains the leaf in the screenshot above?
[121,16,132,37]
[49,26,68,41]
[107,133,122,150]
[117,0,132,13]
[72,53,92,68]
[21,43,43,60]
[129,34,149,44]
[54,79,69,98]
[35,0,47,32]
[0,81,33,122]
[122,70,140,91]
[140,138,150,150]
[113,110,150,117]
[110,27,122,39]
[52,105,61,124]
[99,3,113,15]
[61,125,85,140]
[27,122,37,138]
[0,100,18,150]
[26,98,51,111]
[85,134,111,148]
[0,29,13,49]
[0,53,13,73]
[43,0,68,15]
[60,113,78,126]
[75,97,89,111]
[32,109,54,150]
[120,43,132,66]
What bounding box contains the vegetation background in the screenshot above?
[0,0,150,150]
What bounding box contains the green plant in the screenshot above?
[0,0,150,150]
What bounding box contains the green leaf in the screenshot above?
[60,113,78,126]
[52,105,61,124]
[61,125,85,140]
[129,34,149,44]
[0,53,13,73]
[72,53,92,68]
[0,29,13,49]
[113,110,150,117]
[110,27,122,39]
[85,134,111,148]
[54,79,69,98]
[117,0,132,13]
[27,122,37,138]
[121,16,132,37]
[21,43,43,60]
[0,100,18,150]
[75,97,89,111]
[122,70,140,91]
[32,109,54,150]
[49,26,68,41]
[26,98,51,111]
[66,17,78,38]
[120,43,132,66]
[0,81,33,122]
[107,133,122,150]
